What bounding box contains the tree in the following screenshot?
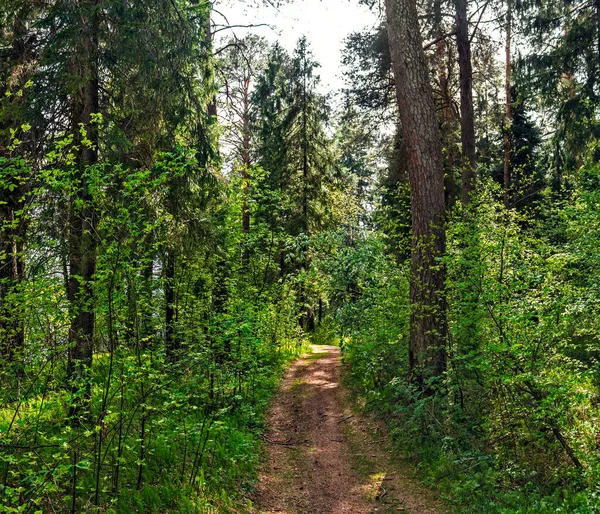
[219,35,268,263]
[455,0,476,203]
[341,24,396,124]
[65,0,100,396]
[503,0,512,207]
[0,1,39,375]
[252,40,334,237]
[251,39,336,329]
[385,0,447,384]
[520,0,600,180]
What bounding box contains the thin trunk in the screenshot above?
[136,342,147,489]
[0,8,31,377]
[165,251,177,360]
[113,360,125,493]
[205,11,217,118]
[503,0,512,207]
[94,271,116,506]
[300,51,313,331]
[302,56,309,235]
[456,0,476,204]
[278,248,285,279]
[213,257,228,314]
[385,0,447,384]
[140,259,154,348]
[241,77,251,266]
[67,0,99,404]
[435,0,453,128]
[596,0,600,61]
[435,0,458,207]
[318,298,323,326]
[0,197,26,373]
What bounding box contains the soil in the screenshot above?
[252,345,448,514]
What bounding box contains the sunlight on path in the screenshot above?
[253,345,446,514]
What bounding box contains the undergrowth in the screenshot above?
[0,296,309,513]
[335,184,600,513]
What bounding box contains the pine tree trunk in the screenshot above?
[435,0,453,132]
[67,0,99,394]
[385,0,447,384]
[205,11,217,118]
[503,0,512,207]
[456,0,476,204]
[241,77,251,266]
[435,0,459,207]
[302,54,309,236]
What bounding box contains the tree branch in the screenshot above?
[423,30,457,51]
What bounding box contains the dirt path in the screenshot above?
[253,345,447,514]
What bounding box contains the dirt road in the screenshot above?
[253,345,447,514]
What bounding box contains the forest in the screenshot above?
[1,0,600,512]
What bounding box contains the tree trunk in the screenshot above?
[435,0,455,135]
[503,0,512,207]
[164,251,177,360]
[434,0,459,207]
[434,0,450,120]
[67,0,99,395]
[302,54,309,236]
[140,259,154,348]
[300,49,313,330]
[385,0,447,384]
[0,204,26,374]
[318,297,323,326]
[596,0,600,62]
[241,77,251,266]
[0,10,31,376]
[456,0,476,204]
[205,11,217,119]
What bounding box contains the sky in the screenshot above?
[214,0,382,93]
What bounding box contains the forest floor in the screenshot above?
[251,344,447,514]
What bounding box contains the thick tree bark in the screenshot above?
[385,0,447,383]
[67,0,99,391]
[456,0,476,204]
[503,0,512,207]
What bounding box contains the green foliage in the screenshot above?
[338,174,600,512]
[3,0,600,511]
[0,137,308,511]
[0,14,311,510]
[328,234,410,392]
[519,0,600,180]
[252,38,336,237]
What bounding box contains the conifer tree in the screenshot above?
[386,0,447,384]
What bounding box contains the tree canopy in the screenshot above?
[1,0,600,511]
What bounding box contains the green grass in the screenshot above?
[0,340,307,513]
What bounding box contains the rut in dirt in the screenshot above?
[253,344,446,514]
